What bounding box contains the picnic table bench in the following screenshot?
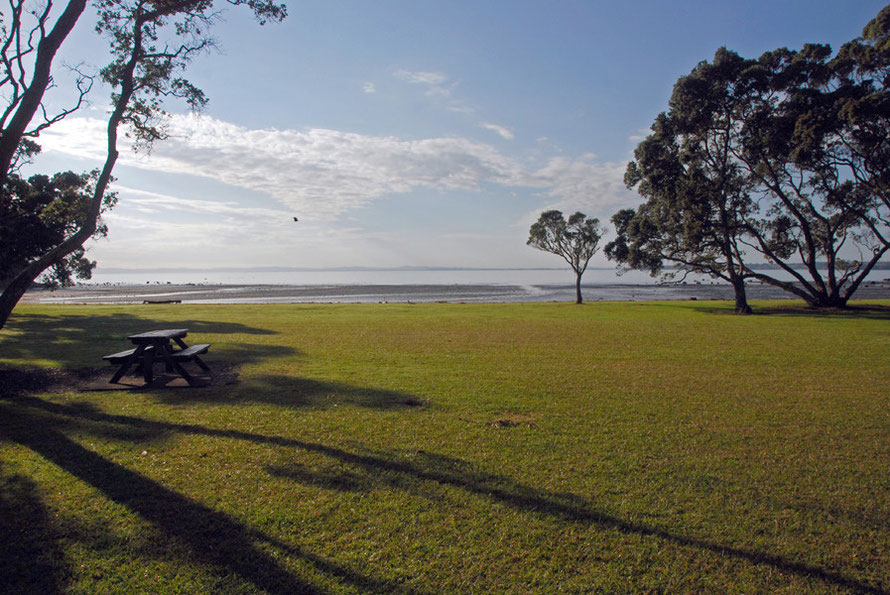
[103,328,211,386]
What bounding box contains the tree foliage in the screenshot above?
[0,0,286,330]
[528,210,604,304]
[609,5,890,309]
[1,171,117,288]
[606,55,757,313]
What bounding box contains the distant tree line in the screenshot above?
[605,4,890,313]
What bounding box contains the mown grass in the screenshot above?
[1,300,889,593]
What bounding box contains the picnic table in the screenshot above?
[104,328,211,386]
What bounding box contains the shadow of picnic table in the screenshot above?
[1,311,279,370]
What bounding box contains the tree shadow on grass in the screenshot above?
[154,373,428,410]
[700,303,890,320]
[4,393,886,594]
[1,311,279,369]
[267,448,890,595]
[0,398,422,594]
[0,463,69,594]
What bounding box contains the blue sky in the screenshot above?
[30,0,890,272]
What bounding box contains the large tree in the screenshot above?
[734,42,889,307]
[610,6,890,309]
[607,50,759,314]
[0,0,286,330]
[528,210,604,304]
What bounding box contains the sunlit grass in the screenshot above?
[1,300,889,593]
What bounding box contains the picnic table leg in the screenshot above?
[156,349,195,385]
[110,361,132,384]
[192,355,211,372]
[171,359,195,384]
[161,342,175,373]
[142,347,155,384]
[109,345,145,384]
[169,337,202,383]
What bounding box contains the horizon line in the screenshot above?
[95,265,576,274]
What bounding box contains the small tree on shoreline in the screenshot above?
[528,210,605,304]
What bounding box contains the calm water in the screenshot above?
[87,267,658,286]
[86,266,890,288]
[25,265,890,304]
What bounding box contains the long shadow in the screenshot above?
[0,463,69,593]
[699,303,890,320]
[1,311,279,369]
[0,401,420,594]
[6,394,886,594]
[156,373,426,410]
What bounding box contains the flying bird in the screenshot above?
[293,217,299,222]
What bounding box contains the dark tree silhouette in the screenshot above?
[609,5,890,309]
[0,0,287,331]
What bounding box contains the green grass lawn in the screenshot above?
[1,300,889,593]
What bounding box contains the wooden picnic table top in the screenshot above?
[127,328,189,342]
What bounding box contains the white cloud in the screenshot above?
[38,114,636,222]
[112,185,292,220]
[362,82,376,94]
[394,69,449,86]
[533,154,634,211]
[38,115,535,217]
[392,68,471,111]
[480,123,515,140]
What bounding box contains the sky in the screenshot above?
[26,0,890,273]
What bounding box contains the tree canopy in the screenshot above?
[608,5,890,310]
[1,171,117,288]
[0,0,287,330]
[528,210,604,304]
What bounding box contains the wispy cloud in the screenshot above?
[112,185,292,220]
[394,69,520,138]
[39,115,636,220]
[480,123,515,140]
[362,82,376,94]
[394,69,449,87]
[393,68,472,112]
[519,155,634,226]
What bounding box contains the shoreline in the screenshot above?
[20,281,890,305]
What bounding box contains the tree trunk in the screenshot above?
[809,293,849,308]
[575,271,583,304]
[0,0,87,189]
[0,216,101,329]
[731,277,751,314]
[0,14,135,332]
[0,273,35,329]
